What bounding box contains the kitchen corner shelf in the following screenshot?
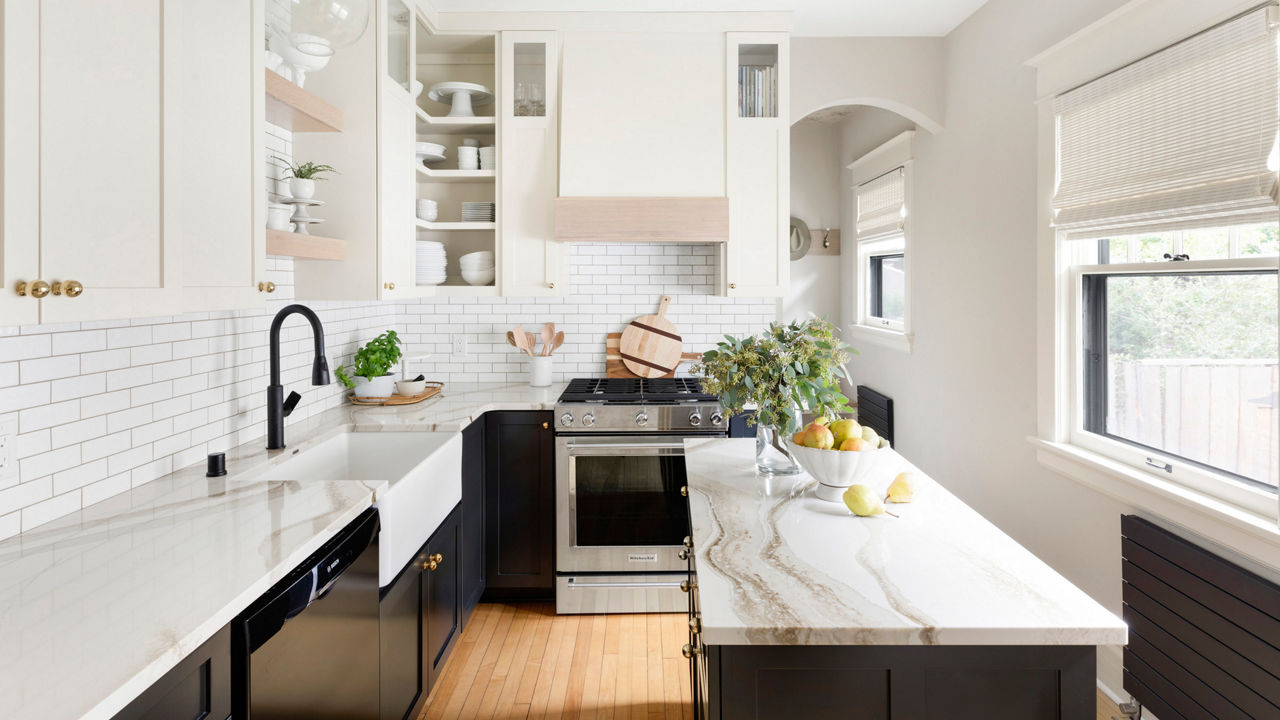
[266,229,346,260]
[265,70,344,133]
[415,107,495,135]
[415,220,495,231]
[415,166,495,183]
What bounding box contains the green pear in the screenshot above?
[829,419,860,448]
[860,426,880,446]
[842,484,884,516]
[886,473,915,503]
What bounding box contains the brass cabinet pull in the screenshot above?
[17,280,50,298]
[384,282,396,291]
[678,549,690,561]
[52,280,84,297]
[689,617,701,634]
[680,579,691,593]
[683,536,693,549]
[424,552,443,571]
[258,281,276,293]
[680,485,688,497]
[729,283,737,290]
[542,421,549,429]
[548,282,555,289]
[681,643,700,659]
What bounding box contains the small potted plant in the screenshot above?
[285,161,338,200]
[335,330,402,399]
[692,318,853,475]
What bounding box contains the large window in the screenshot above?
[849,132,914,350]
[1049,5,1279,515]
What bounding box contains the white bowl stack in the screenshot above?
[416,240,447,285]
[461,202,495,222]
[459,250,495,286]
[457,145,479,170]
[479,146,496,170]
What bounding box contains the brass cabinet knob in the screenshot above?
[681,643,700,659]
[683,536,693,549]
[384,282,396,291]
[680,579,691,593]
[678,549,690,561]
[52,280,84,297]
[548,282,555,289]
[423,552,443,571]
[18,280,50,298]
[689,618,701,634]
[680,485,688,497]
[542,421,549,429]
[258,281,276,293]
[729,283,737,290]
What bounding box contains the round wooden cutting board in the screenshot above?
[620,295,684,378]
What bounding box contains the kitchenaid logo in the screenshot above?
[628,553,658,563]
[326,558,342,573]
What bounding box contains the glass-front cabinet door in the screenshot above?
[499,31,564,296]
[385,0,412,91]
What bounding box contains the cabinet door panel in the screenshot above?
[180,0,264,311]
[462,419,486,618]
[39,0,180,322]
[0,0,41,325]
[110,625,231,720]
[380,564,422,720]
[725,124,787,296]
[379,84,415,299]
[424,505,461,685]
[483,411,555,593]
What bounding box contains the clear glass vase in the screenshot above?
[755,423,801,475]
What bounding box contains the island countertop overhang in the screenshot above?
[684,438,1128,647]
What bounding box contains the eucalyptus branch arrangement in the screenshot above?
[691,318,854,436]
[335,331,403,388]
[285,161,339,180]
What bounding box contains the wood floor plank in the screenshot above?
[422,603,1119,720]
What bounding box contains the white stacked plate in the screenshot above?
[457,145,479,170]
[416,141,446,165]
[479,146,496,170]
[461,202,495,222]
[416,240,447,285]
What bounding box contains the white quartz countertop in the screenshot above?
[684,438,1128,647]
[0,381,565,720]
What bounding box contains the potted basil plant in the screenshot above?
[692,318,853,475]
[335,330,403,399]
[284,161,338,200]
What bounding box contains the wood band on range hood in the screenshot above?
[554,197,729,242]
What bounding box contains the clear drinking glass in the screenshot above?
[515,81,529,116]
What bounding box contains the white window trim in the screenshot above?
[848,131,915,353]
[1029,0,1280,563]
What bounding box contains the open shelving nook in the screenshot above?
[412,22,498,296]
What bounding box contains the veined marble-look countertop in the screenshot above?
[684,438,1127,647]
[0,382,566,720]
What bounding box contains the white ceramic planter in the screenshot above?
[266,204,293,231]
[352,374,396,399]
[529,356,553,387]
[288,177,316,200]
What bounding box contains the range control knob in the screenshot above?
[582,412,595,427]
[710,412,725,427]
[560,412,574,426]
[688,412,702,427]
[635,411,649,427]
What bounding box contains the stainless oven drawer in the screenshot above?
[555,574,688,614]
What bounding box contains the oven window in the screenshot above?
[574,455,690,547]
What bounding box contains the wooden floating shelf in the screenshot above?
[415,166,495,183]
[266,229,346,260]
[415,108,496,135]
[265,69,343,132]
[416,220,495,231]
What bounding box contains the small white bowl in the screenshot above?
[395,379,427,396]
[785,438,894,503]
[461,267,496,286]
[415,141,446,156]
[459,251,494,267]
[411,80,424,98]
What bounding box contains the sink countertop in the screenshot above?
[0,381,566,720]
[684,438,1128,647]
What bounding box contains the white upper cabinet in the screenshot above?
[559,31,725,198]
[1,0,264,325]
[724,32,789,297]
[500,31,563,296]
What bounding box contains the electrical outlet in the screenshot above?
[0,423,15,481]
[453,335,468,357]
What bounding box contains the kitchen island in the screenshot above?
[683,438,1126,719]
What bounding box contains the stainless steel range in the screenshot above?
[554,378,726,614]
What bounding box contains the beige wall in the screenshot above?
[791,37,945,132]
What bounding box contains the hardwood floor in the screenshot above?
[420,602,1125,720]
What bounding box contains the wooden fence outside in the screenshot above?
[1108,359,1278,487]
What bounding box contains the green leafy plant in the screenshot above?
[691,318,854,435]
[285,161,338,181]
[335,331,402,388]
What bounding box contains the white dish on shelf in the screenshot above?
[290,217,325,224]
[427,82,494,117]
[279,197,324,207]
[417,153,447,165]
[416,141,446,155]
[461,267,496,286]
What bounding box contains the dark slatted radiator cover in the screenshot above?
[855,385,893,445]
[1121,515,1280,719]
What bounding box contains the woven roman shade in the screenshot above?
[856,167,906,240]
[1052,5,1279,233]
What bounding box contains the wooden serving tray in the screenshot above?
[349,382,443,406]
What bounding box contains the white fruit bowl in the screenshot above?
[785,438,893,503]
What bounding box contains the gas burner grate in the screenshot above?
[558,377,717,404]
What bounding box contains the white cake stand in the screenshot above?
[427,81,494,118]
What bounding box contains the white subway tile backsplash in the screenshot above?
[19,400,80,433]
[0,335,51,363]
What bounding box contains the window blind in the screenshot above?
[856,167,906,240]
[1052,5,1279,233]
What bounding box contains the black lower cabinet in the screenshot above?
[379,562,422,720]
[461,419,486,621]
[111,624,231,720]
[424,503,462,686]
[483,411,555,597]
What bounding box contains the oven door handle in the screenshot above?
[564,441,688,452]
[565,577,686,589]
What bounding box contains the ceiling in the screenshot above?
[430,0,992,37]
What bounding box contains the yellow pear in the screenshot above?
[800,422,835,450]
[860,426,880,447]
[843,485,884,516]
[886,473,915,503]
[829,419,860,448]
[839,437,866,452]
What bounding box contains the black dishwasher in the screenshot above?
[233,508,380,720]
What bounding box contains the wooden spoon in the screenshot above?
[526,332,538,355]
[540,322,555,356]
[506,331,519,350]
[546,330,564,356]
[512,326,533,356]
